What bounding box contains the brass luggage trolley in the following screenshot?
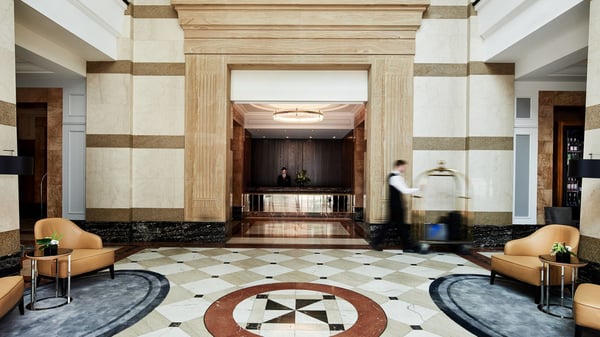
[411,161,472,253]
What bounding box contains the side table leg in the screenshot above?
[55,257,59,297]
[67,254,71,303]
[546,263,550,312]
[540,262,545,305]
[560,266,565,308]
[30,259,36,310]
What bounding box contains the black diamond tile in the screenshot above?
[317,263,324,265]
[457,264,464,266]
[429,277,436,280]
[266,299,293,310]
[151,250,158,252]
[364,263,370,265]
[314,252,321,254]
[177,261,184,264]
[265,311,295,324]
[246,323,261,330]
[211,275,219,278]
[296,299,321,309]
[410,325,423,330]
[194,294,203,298]
[233,251,239,253]
[169,322,182,327]
[224,262,230,264]
[273,252,280,254]
[323,295,335,300]
[411,263,418,266]
[299,310,328,323]
[329,324,345,331]
[374,277,382,280]
[356,253,362,255]
[270,262,277,264]
[320,276,327,279]
[266,276,273,279]
[130,261,138,263]
[389,296,399,300]
[256,294,268,299]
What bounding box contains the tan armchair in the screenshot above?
[490,224,580,301]
[34,218,115,280]
[0,276,24,318]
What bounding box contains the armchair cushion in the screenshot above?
[0,276,24,318]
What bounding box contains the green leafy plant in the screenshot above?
[295,169,311,185]
[550,242,576,256]
[36,231,63,250]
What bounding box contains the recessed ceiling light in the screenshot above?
[333,136,336,139]
[309,136,313,139]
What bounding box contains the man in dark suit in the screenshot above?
[277,167,292,186]
[371,160,420,251]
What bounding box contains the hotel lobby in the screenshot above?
[1,0,600,336]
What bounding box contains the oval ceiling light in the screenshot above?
[273,108,324,123]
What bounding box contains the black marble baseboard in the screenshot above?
[0,251,22,277]
[82,221,227,243]
[472,224,542,248]
[353,207,364,222]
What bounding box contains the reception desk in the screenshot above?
[243,187,354,215]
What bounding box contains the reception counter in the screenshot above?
[243,187,354,215]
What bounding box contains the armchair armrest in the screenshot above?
[504,235,537,256]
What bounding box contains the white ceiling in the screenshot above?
[235,102,364,139]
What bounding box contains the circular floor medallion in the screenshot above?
[205,282,387,337]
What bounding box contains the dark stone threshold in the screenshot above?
[0,251,22,277]
[81,221,227,243]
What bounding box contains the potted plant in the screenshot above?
[295,169,311,187]
[36,231,63,256]
[550,242,575,263]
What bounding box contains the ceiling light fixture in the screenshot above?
[273,108,324,123]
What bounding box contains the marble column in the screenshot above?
[580,0,600,262]
[0,0,21,270]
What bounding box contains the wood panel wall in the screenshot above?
[250,139,353,188]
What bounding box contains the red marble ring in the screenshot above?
[204,282,387,337]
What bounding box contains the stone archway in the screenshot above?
[172,1,429,229]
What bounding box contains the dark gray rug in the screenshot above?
[430,274,577,337]
[0,270,169,337]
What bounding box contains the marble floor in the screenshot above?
[113,246,488,337]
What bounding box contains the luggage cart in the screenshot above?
[411,161,472,253]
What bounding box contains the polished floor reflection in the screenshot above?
[228,220,369,247]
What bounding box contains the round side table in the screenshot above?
[25,248,73,310]
[538,254,587,319]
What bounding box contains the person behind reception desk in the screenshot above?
[277,167,292,187]
[371,160,420,252]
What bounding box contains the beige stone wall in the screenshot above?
[86,2,185,222]
[580,0,600,262]
[412,0,515,225]
[0,0,20,255]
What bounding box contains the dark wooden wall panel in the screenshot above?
[250,139,351,187]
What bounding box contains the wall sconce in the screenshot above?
[0,151,34,175]
[568,158,600,179]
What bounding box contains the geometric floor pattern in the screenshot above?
[113,247,488,337]
[235,289,357,336]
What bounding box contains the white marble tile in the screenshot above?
[399,266,445,279]
[115,262,146,270]
[212,252,252,262]
[137,327,191,337]
[256,253,295,263]
[450,266,490,275]
[249,264,294,277]
[199,264,243,276]
[128,252,165,262]
[181,278,235,295]
[150,263,194,276]
[357,280,411,297]
[342,254,381,264]
[156,298,212,322]
[429,255,468,265]
[386,254,427,265]
[299,265,344,278]
[405,330,444,337]
[299,254,340,264]
[349,265,395,278]
[381,300,438,325]
[168,252,208,262]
